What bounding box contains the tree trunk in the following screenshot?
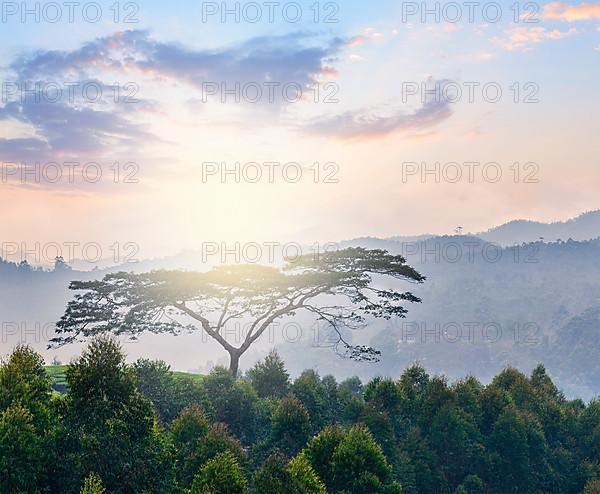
[228,350,241,378]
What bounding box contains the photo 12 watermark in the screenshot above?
[1,161,140,185]
[200,81,339,104]
[401,161,540,184]
[1,2,140,23]
[1,322,55,345]
[198,241,341,264]
[402,81,540,104]
[397,321,541,344]
[399,1,540,24]
[201,161,339,184]
[0,241,140,265]
[1,81,140,104]
[200,1,340,23]
[399,240,540,264]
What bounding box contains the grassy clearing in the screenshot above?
[46,365,68,386]
[45,365,204,389]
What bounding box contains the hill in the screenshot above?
[477,210,600,245]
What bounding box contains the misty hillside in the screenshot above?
[276,236,600,400]
[477,210,600,245]
[2,212,600,399]
[386,210,600,246]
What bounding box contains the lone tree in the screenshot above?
[52,248,424,376]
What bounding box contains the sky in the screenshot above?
[1,0,599,263]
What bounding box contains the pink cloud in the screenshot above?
[346,35,366,47]
[494,26,577,51]
[544,1,600,21]
[303,97,453,142]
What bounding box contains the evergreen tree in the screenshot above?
[247,350,290,399]
[54,337,175,494]
[271,395,312,455]
[188,451,249,494]
[80,473,106,494]
[0,403,45,493]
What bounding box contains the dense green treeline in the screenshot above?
[1,338,600,494]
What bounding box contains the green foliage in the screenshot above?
[361,377,406,460]
[0,345,55,493]
[171,405,212,487]
[301,425,345,488]
[583,480,600,494]
[201,423,248,470]
[399,427,444,494]
[302,424,401,493]
[171,405,211,449]
[337,376,364,423]
[80,473,105,494]
[330,425,401,493]
[202,366,260,443]
[292,370,328,433]
[427,404,483,487]
[488,407,540,492]
[2,342,600,494]
[253,453,290,494]
[247,350,290,399]
[0,403,45,493]
[133,359,181,423]
[65,336,138,424]
[171,405,247,489]
[0,344,54,431]
[287,455,327,494]
[271,395,311,455]
[581,400,600,460]
[134,359,210,425]
[321,374,340,425]
[253,453,326,494]
[456,474,484,494]
[188,451,249,494]
[54,336,175,494]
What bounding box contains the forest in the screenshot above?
[3,237,600,400]
[1,338,599,494]
[1,0,598,491]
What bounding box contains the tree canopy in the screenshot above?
[2,342,600,493]
[52,248,424,375]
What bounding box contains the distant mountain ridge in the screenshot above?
[4,210,600,274]
[3,212,600,399]
[477,210,600,245]
[384,210,600,247]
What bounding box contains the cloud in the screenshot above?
[11,30,344,99]
[0,98,156,191]
[301,98,452,141]
[348,54,367,62]
[475,52,494,61]
[0,29,347,172]
[366,29,384,38]
[347,36,366,47]
[0,99,153,157]
[543,1,600,21]
[494,26,577,51]
[0,137,52,163]
[0,74,158,165]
